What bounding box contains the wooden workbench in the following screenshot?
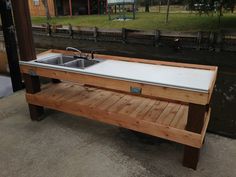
[20,49,218,170]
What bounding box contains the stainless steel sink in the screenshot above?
[36,55,76,65]
[64,59,101,69]
[36,54,103,69]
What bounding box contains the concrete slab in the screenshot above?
[0,91,235,177]
[0,75,13,98]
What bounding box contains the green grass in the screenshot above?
[31,12,236,31]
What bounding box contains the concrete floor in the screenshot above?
[0,75,13,98]
[0,91,236,177]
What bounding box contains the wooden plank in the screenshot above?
[46,82,77,100]
[25,83,203,148]
[119,96,145,115]
[143,101,168,122]
[66,87,99,104]
[20,65,210,105]
[108,95,132,113]
[200,109,211,144]
[156,103,181,125]
[88,91,114,109]
[97,93,125,110]
[170,105,188,129]
[78,89,104,105]
[79,89,113,107]
[129,98,156,118]
[208,67,218,103]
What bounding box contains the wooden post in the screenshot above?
[94,26,98,42]
[159,0,161,13]
[11,0,44,121]
[196,31,202,50]
[0,0,23,92]
[165,0,170,24]
[108,5,111,20]
[98,0,100,15]
[154,29,160,47]
[215,31,223,52]
[183,103,207,169]
[122,2,125,20]
[132,3,135,19]
[105,0,107,14]
[122,28,127,44]
[87,0,90,15]
[69,0,72,16]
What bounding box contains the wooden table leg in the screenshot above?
[24,74,44,121]
[183,103,207,170]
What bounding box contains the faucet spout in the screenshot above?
[66,47,82,54]
[66,47,90,60]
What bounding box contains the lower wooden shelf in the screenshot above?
[25,82,210,148]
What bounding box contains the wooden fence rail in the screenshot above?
[0,24,236,52]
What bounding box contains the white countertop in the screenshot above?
[85,60,215,92]
[22,53,215,93]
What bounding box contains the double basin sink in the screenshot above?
[36,53,103,69]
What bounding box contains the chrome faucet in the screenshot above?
[66,47,90,60]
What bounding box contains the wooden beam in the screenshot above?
[0,0,22,92]
[11,0,44,121]
[183,103,207,169]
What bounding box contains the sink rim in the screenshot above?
[35,54,104,69]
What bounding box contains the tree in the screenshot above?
[42,0,51,20]
[145,0,150,12]
[224,0,235,13]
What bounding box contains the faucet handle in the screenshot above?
[90,49,106,59]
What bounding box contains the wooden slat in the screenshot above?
[88,91,114,109]
[200,109,211,144]
[156,103,181,125]
[78,89,104,105]
[143,101,168,122]
[129,98,156,118]
[119,96,145,115]
[170,105,188,129]
[97,93,125,110]
[25,83,206,148]
[108,95,132,113]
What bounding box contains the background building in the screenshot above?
[29,0,107,16]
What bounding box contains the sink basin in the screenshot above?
[64,59,101,69]
[35,54,103,69]
[36,55,76,65]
